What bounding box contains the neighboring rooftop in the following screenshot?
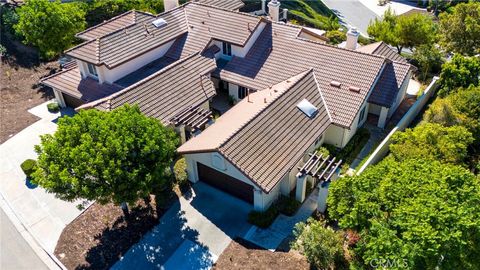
[40,64,123,102]
[79,53,217,124]
[179,70,332,192]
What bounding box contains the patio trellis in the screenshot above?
[171,106,213,132]
[297,153,342,184]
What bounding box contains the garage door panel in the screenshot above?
[197,162,253,204]
[63,93,85,108]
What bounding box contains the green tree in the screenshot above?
[438,2,480,56]
[368,8,436,54]
[367,8,400,51]
[390,123,474,165]
[439,54,480,96]
[292,218,347,269]
[33,105,178,215]
[412,44,444,81]
[328,157,480,269]
[326,30,346,45]
[14,0,86,59]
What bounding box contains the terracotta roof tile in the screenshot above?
[356,41,408,64]
[368,61,411,107]
[180,70,331,192]
[40,64,123,102]
[76,11,137,40]
[79,53,217,124]
[197,0,245,11]
[216,23,387,128]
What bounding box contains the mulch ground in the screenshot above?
[213,238,310,270]
[0,32,58,143]
[55,190,178,270]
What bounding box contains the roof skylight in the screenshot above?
[152,18,167,28]
[297,99,318,118]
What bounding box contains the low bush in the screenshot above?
[173,157,188,188]
[326,30,346,45]
[47,102,60,112]
[333,128,371,166]
[20,159,37,179]
[278,195,301,216]
[248,205,279,228]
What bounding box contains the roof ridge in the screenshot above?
[217,69,314,150]
[75,10,136,39]
[190,1,260,19]
[312,71,333,122]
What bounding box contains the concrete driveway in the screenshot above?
[112,182,252,270]
[0,102,82,256]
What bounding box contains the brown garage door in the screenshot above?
[62,93,85,108]
[197,162,253,204]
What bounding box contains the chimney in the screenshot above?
[346,27,360,50]
[261,0,267,15]
[164,0,179,11]
[268,0,281,22]
[283,8,288,21]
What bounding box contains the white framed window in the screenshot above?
[238,86,248,99]
[87,63,98,78]
[222,42,232,56]
[358,106,366,125]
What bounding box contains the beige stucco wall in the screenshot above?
[96,39,175,84]
[388,71,411,118]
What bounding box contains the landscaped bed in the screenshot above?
[213,238,309,270]
[55,190,178,270]
[0,33,56,143]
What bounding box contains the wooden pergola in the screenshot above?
[171,106,213,132]
[297,152,342,184]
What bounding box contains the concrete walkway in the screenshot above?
[244,188,319,251]
[0,102,83,256]
[112,182,252,270]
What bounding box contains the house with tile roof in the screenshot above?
[41,0,415,211]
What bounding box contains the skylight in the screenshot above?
[297,99,318,118]
[152,18,167,28]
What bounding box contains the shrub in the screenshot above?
[292,218,347,269]
[21,159,37,179]
[336,128,371,165]
[326,30,346,45]
[47,102,60,112]
[248,205,279,228]
[278,195,301,216]
[173,157,188,187]
[316,146,330,157]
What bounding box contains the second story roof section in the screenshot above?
[66,8,188,68]
[78,53,217,124]
[75,11,138,41]
[196,0,245,11]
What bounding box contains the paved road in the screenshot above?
[0,208,48,270]
[322,0,380,35]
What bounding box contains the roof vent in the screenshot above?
[152,18,167,28]
[297,99,318,118]
[349,86,361,93]
[330,81,341,87]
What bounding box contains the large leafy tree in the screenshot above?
[390,123,473,165]
[438,2,480,56]
[439,54,480,96]
[14,0,86,59]
[412,44,444,81]
[328,157,480,269]
[368,8,436,54]
[33,105,178,214]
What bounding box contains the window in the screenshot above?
[87,63,98,78]
[358,106,366,125]
[222,42,232,56]
[238,86,248,99]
